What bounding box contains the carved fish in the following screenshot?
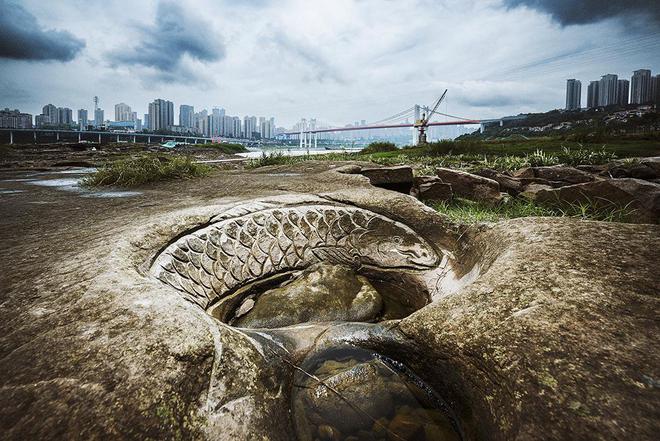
[152,204,438,309]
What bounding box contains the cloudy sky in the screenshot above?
[1,0,658,128]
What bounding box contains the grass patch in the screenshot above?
[433,198,636,224]
[360,141,398,155]
[82,154,211,187]
[206,142,248,154]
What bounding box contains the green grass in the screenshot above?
[206,142,248,154]
[360,141,398,155]
[433,198,637,224]
[82,154,211,187]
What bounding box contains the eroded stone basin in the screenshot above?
[150,198,449,328]
[146,194,466,440]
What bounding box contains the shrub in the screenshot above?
[557,146,616,166]
[417,140,485,156]
[526,149,560,167]
[208,142,248,154]
[360,142,398,154]
[82,154,211,187]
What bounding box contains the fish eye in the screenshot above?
[393,236,402,245]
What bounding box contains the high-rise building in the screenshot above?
[195,110,209,136]
[148,99,174,131]
[651,75,660,104]
[78,109,88,130]
[143,113,150,130]
[114,102,132,121]
[616,79,629,106]
[259,117,274,139]
[232,116,242,138]
[42,104,59,125]
[598,74,618,107]
[58,107,73,126]
[179,105,194,129]
[94,108,104,128]
[0,108,32,129]
[586,81,599,108]
[223,115,233,137]
[631,69,652,104]
[565,79,581,110]
[243,116,258,139]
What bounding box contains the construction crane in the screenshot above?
[414,89,447,145]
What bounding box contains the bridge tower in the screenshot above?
[412,105,421,145]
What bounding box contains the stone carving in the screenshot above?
[152,203,439,309]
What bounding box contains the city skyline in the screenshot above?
[1,1,659,127]
[566,68,660,110]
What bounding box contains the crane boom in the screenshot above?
[424,89,448,124]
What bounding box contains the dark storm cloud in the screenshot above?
[0,0,85,61]
[109,0,225,78]
[503,0,660,25]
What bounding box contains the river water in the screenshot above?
[237,147,361,159]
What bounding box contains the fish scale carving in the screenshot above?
[152,204,438,309]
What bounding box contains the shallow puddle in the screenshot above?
[292,347,462,441]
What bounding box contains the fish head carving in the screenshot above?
[355,219,438,269]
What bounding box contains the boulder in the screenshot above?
[435,168,502,204]
[474,168,523,195]
[334,164,362,174]
[514,166,595,186]
[576,164,608,175]
[417,182,452,202]
[411,177,453,202]
[629,164,659,180]
[519,183,554,201]
[359,166,413,193]
[533,178,660,223]
[233,263,383,328]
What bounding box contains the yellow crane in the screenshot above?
[414,89,448,145]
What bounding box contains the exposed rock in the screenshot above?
[640,157,660,174]
[1,171,658,441]
[474,168,523,195]
[533,178,660,223]
[436,167,502,204]
[629,164,659,180]
[411,180,453,202]
[400,218,660,441]
[514,166,595,185]
[359,166,413,193]
[334,164,362,174]
[576,164,608,174]
[233,263,383,328]
[519,183,554,201]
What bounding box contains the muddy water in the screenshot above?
[292,347,462,441]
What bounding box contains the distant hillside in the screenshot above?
[462,105,660,142]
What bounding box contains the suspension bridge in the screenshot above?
[282,100,488,148]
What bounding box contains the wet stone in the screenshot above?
[292,349,462,441]
[232,263,383,328]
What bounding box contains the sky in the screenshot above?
[0,0,659,128]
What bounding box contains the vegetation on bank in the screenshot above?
[433,198,636,224]
[82,154,211,187]
[206,142,248,154]
[360,141,398,154]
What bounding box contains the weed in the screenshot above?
[82,154,211,187]
[433,197,637,224]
